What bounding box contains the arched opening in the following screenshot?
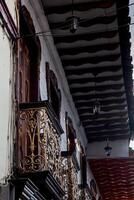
[65,113,76,156]
[80,145,87,188]
[18,5,41,103]
[17,6,41,172]
[46,62,61,119]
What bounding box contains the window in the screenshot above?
[46,63,61,119]
[65,113,76,156]
[80,146,87,188]
[18,5,41,103]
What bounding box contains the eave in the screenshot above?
[42,0,133,142]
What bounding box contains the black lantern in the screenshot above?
[92,74,101,115]
[66,0,80,33]
[66,16,79,33]
[104,139,112,156]
[70,16,79,33]
[93,100,101,115]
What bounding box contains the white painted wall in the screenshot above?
[0,26,13,183]
[86,139,129,158]
[5,0,17,26]
[22,3,103,198]
[0,1,17,185]
[20,0,89,192]
[21,0,88,151]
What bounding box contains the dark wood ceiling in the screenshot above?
[42,0,133,142]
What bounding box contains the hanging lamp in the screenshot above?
[104,138,112,156]
[92,74,101,115]
[66,0,79,33]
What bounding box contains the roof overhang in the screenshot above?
[42,0,133,142]
[89,158,134,200]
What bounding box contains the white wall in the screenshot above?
[17,2,102,197]
[21,0,88,151]
[0,26,13,183]
[5,0,17,26]
[0,0,17,185]
[86,139,129,158]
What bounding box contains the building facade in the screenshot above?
[0,0,133,199]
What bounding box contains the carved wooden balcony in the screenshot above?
[61,151,80,200]
[17,101,65,199]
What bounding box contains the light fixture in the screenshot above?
[66,0,79,33]
[93,100,101,115]
[104,139,112,157]
[92,74,101,115]
[69,16,79,33]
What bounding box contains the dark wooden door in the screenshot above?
[18,39,30,103]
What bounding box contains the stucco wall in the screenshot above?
[5,0,18,26]
[0,26,14,183]
[86,139,129,158]
[21,0,87,151]
[0,0,18,185]
[19,2,102,198]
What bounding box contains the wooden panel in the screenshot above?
[18,39,30,103]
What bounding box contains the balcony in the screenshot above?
[17,101,65,199]
[16,101,91,200]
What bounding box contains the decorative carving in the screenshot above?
[18,104,63,186]
[67,157,79,200]
[18,103,90,199]
[60,156,79,200]
[79,188,92,200]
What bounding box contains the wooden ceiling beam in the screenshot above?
[76,98,126,107]
[85,123,129,132]
[79,110,127,120]
[70,84,124,93]
[87,129,129,137]
[78,105,127,114]
[45,0,114,15]
[65,65,121,75]
[82,117,128,126]
[84,121,128,128]
[54,30,118,44]
[68,75,123,84]
[73,91,125,101]
[58,43,119,56]
[50,15,117,30]
[62,54,120,66]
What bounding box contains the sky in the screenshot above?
[130,0,134,66]
[127,0,134,149]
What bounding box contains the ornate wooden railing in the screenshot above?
[17,101,64,186]
[67,157,80,200]
[61,152,80,200]
[61,152,92,200]
[61,156,91,200]
[17,101,91,199]
[79,188,92,200]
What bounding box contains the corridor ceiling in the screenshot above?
[42,0,133,142]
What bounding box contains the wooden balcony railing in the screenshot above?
[17,101,64,187]
[17,101,91,199]
[61,151,81,200]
